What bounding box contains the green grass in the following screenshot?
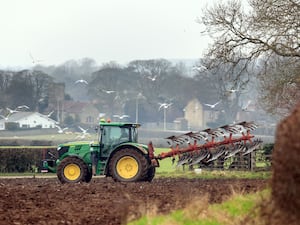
[128,189,270,225]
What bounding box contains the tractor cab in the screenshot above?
[97,121,140,157]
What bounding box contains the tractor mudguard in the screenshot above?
[113,142,149,155]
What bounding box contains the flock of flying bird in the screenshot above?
[74,74,252,113]
[1,74,251,132]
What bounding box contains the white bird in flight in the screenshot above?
[29,52,43,65]
[55,125,68,134]
[6,107,19,114]
[0,115,10,120]
[46,111,54,117]
[158,102,172,110]
[78,126,89,134]
[226,89,239,94]
[101,89,115,94]
[16,105,30,110]
[75,79,88,85]
[113,114,130,120]
[204,100,221,109]
[147,75,157,81]
[242,100,252,111]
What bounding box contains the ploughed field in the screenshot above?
[0,177,268,225]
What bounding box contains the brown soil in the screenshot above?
[0,177,267,225]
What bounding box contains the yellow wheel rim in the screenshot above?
[64,163,81,181]
[116,156,139,179]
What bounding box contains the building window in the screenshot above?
[86,116,94,123]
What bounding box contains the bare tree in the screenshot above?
[128,59,172,101]
[199,0,300,116]
[1,70,53,112]
[88,63,139,117]
[258,56,300,116]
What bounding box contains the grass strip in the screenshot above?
[128,189,270,225]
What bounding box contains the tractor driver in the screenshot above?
[119,128,129,142]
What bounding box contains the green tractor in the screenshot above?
[43,121,158,183]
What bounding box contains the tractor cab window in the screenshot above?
[100,126,133,156]
[131,127,138,142]
[98,125,140,157]
[107,126,130,143]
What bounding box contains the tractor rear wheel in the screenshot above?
[85,169,93,183]
[109,148,149,182]
[144,166,156,182]
[57,157,88,183]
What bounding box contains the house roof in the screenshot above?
[0,112,57,123]
[4,112,35,122]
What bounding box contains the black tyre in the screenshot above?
[57,157,88,183]
[144,166,156,182]
[85,168,93,183]
[109,148,149,182]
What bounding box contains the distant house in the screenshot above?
[63,101,99,125]
[184,98,221,130]
[0,112,57,130]
[184,98,205,130]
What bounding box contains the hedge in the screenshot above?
[0,147,57,173]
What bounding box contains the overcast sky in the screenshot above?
[0,0,216,69]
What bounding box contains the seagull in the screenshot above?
[46,111,54,117]
[98,113,106,118]
[29,52,43,65]
[6,107,19,114]
[147,75,157,81]
[101,89,115,94]
[192,66,207,72]
[55,125,68,134]
[204,100,221,109]
[242,100,252,111]
[158,103,172,110]
[0,115,10,120]
[75,79,88,85]
[78,126,89,134]
[16,105,30,110]
[113,114,130,120]
[77,126,89,139]
[227,89,239,94]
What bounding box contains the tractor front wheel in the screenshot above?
[57,157,89,183]
[109,148,149,182]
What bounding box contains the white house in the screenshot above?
[0,112,57,130]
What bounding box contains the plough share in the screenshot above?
[149,121,262,168]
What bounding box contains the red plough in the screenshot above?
[149,121,262,168]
